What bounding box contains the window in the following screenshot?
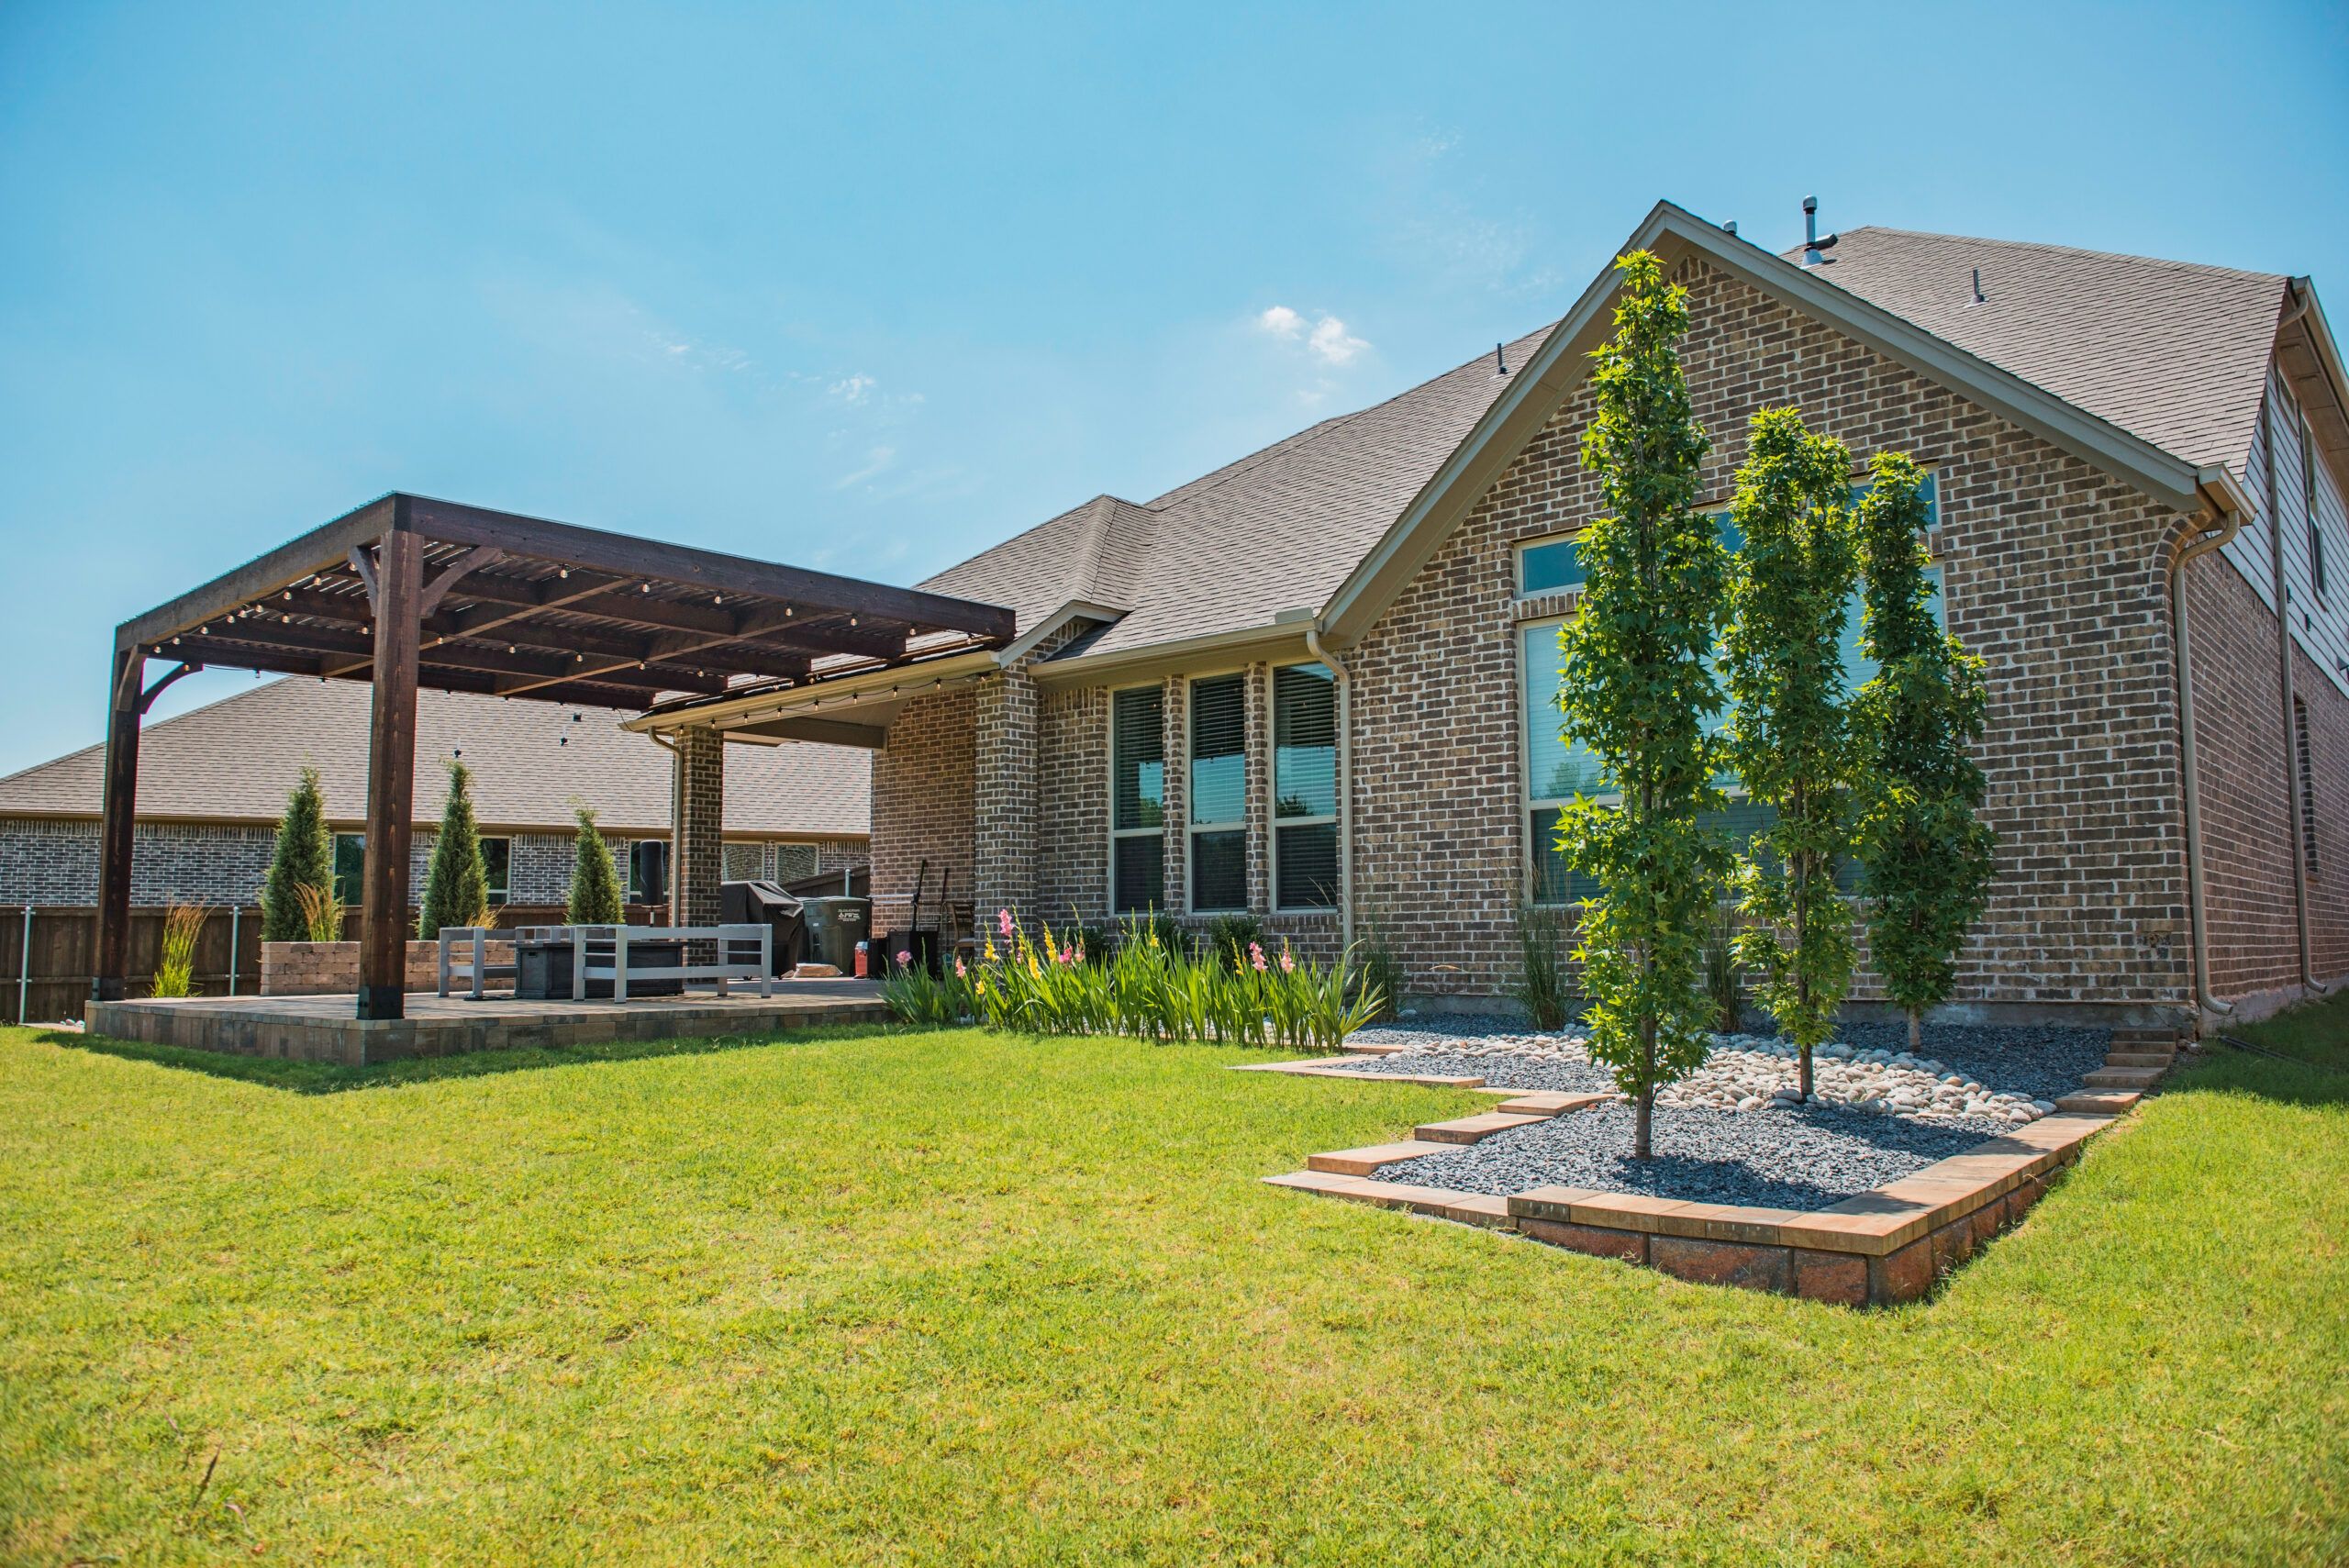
[1521,473,1940,903]
[1272,663,1339,909]
[332,832,365,906]
[627,840,670,907]
[2297,698,2320,878]
[481,837,510,906]
[1110,685,1166,913]
[2305,409,2330,603]
[1187,673,1247,911]
[1517,535,1584,595]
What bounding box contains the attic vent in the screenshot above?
[1969,267,1986,306]
[1495,342,1509,377]
[1801,195,1838,266]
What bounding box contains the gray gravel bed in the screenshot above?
[1330,1049,1618,1095]
[1376,1099,2002,1208]
[1350,1017,2110,1104]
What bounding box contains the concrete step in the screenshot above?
[2084,1064,2165,1091]
[2056,1089,2143,1115]
[2104,1051,2176,1069]
[1307,1140,1453,1177]
[1412,1111,1552,1145]
[2109,1028,2188,1051]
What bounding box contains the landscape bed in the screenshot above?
[1259,1018,2132,1304]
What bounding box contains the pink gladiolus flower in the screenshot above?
[896,950,912,965]
[1279,945,1295,973]
[998,907,1015,938]
[954,956,967,977]
[1249,941,1268,973]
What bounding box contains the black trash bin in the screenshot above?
[799,896,872,973]
[721,880,806,974]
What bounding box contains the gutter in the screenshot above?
[1304,626,1354,956]
[2265,287,2336,997]
[2173,466,2249,1023]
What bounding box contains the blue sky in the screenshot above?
[2,1,2343,775]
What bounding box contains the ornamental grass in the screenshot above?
[881,909,1383,1051]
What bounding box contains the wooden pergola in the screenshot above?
[95,493,1013,1018]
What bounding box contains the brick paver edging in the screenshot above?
[1247,1053,2126,1306]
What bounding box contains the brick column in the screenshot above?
[671,728,725,931]
[1244,660,1272,915]
[973,668,1040,925]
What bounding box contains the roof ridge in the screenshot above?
[1810,225,2289,284]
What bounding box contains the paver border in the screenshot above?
[1247,1050,2134,1306]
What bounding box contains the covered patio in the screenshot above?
[92,492,1012,1021]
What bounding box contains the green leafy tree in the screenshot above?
[260,766,335,942]
[1723,407,1862,1101]
[1554,250,1731,1159]
[417,759,490,939]
[566,806,625,925]
[1854,451,1995,1051]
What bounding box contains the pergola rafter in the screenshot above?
[94,492,1012,1020]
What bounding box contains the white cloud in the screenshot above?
[1307,316,1367,365]
[833,445,896,489]
[828,373,876,404]
[1256,305,1371,368]
[1256,305,1304,339]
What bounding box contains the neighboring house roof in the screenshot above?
[1794,227,2288,477]
[918,325,1556,660]
[0,677,869,838]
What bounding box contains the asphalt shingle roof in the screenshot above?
[0,678,869,838]
[1792,226,2288,475]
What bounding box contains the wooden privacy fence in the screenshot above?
[6,902,673,1023]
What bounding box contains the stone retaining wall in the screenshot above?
[261,939,512,995]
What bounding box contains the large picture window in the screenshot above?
[1110,685,1165,913]
[481,836,510,906]
[1522,472,1943,904]
[332,832,365,906]
[627,840,670,908]
[1272,663,1339,909]
[1187,673,1247,912]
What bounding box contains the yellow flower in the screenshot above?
[985,938,997,962]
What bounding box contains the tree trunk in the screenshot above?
[1909,1007,1921,1052]
[1635,1081,1653,1159]
[1794,839,1813,1101]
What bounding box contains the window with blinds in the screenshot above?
[1188,673,1246,912]
[1110,686,1165,912]
[1273,663,1338,908]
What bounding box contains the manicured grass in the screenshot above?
[3,1018,2343,1565]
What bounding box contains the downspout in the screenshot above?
[2173,476,2243,1022]
[1304,627,1353,956]
[650,728,680,924]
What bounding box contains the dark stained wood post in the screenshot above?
[356,518,423,1019]
[89,642,144,1004]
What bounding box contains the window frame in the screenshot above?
[481,835,510,907]
[1107,682,1168,916]
[625,839,670,907]
[1268,661,1340,913]
[1514,529,1586,600]
[1185,670,1250,914]
[331,831,365,907]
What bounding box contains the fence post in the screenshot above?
[17,906,29,1025]
[227,906,240,996]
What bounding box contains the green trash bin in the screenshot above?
[799,896,872,973]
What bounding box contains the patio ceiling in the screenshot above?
[117,492,1014,706]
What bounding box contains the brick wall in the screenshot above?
[1341,256,2203,1015]
[671,728,725,929]
[870,687,976,943]
[2299,643,2349,983]
[0,818,278,906]
[1038,682,1109,928]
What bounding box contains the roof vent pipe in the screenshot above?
[1801,195,1837,265]
[1495,342,1508,376]
[1971,267,1986,306]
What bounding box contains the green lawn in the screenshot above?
[3,1006,2345,1566]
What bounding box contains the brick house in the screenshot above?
[636,201,2349,1031]
[0,675,870,911]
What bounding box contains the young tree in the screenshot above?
[1853,452,1995,1051]
[417,759,490,939]
[1554,250,1731,1159]
[1723,408,1861,1102]
[260,766,336,942]
[566,806,625,925]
